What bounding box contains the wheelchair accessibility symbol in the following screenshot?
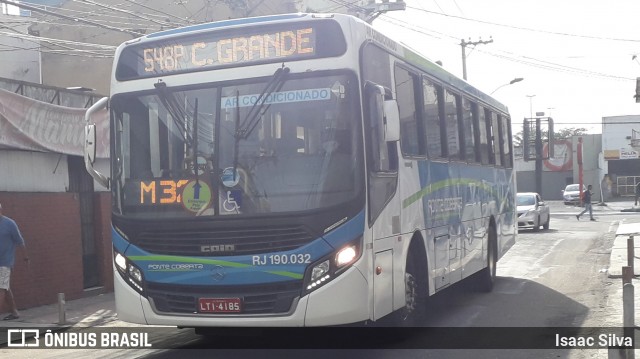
[223,190,242,212]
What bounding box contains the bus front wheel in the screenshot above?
[393,248,426,326]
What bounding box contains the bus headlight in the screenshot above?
[336,246,357,266]
[128,265,143,283]
[303,237,362,295]
[115,252,127,272]
[310,260,330,283]
[113,248,145,294]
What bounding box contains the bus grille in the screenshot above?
[135,225,315,256]
[146,281,302,315]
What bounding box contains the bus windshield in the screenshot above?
[111,73,362,218]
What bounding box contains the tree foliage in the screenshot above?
[513,127,589,147]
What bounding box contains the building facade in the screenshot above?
[0,78,111,312]
[602,115,640,197]
[515,135,602,201]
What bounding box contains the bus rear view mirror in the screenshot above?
[383,99,400,142]
[84,97,110,189]
[85,124,97,165]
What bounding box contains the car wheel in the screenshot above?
[543,215,550,230]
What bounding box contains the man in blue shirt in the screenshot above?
[576,185,596,221]
[0,203,29,321]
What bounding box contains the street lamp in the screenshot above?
[526,94,536,119]
[490,77,524,95]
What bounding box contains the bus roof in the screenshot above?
[146,13,308,39]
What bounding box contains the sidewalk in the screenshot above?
[549,197,640,215]
[0,291,117,340]
[609,221,640,277]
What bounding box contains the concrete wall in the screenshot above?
[516,170,573,200]
[0,151,69,192]
[0,191,112,310]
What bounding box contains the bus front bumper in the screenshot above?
[114,264,369,327]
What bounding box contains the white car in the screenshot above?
[562,183,585,205]
[516,192,551,231]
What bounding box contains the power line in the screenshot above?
[404,4,640,43]
[70,0,173,27]
[120,0,193,25]
[0,0,144,37]
[377,14,635,82]
[0,31,116,49]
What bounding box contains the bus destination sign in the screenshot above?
[142,28,314,73]
[116,21,347,80]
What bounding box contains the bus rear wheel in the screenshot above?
[476,225,497,292]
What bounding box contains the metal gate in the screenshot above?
[616,176,640,196]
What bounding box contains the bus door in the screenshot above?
[365,83,401,321]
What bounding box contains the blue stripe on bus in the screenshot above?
[321,209,365,249]
[147,14,308,39]
[114,209,365,285]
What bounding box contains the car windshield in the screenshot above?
[565,184,580,192]
[110,73,363,219]
[516,194,536,206]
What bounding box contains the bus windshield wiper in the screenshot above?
[154,80,193,148]
[235,65,290,140]
[231,65,289,182]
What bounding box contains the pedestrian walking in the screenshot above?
[576,185,595,221]
[0,202,29,321]
[635,181,640,206]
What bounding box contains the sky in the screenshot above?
[370,0,640,135]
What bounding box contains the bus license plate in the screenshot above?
[198,298,242,313]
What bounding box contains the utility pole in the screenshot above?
[523,116,554,197]
[460,37,493,80]
[535,117,543,195]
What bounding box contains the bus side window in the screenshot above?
[502,115,513,168]
[422,77,442,159]
[366,84,397,172]
[489,111,501,166]
[444,89,460,160]
[394,65,422,156]
[365,83,398,224]
[477,106,490,165]
[461,97,476,162]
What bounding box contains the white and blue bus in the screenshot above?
[84,13,516,327]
